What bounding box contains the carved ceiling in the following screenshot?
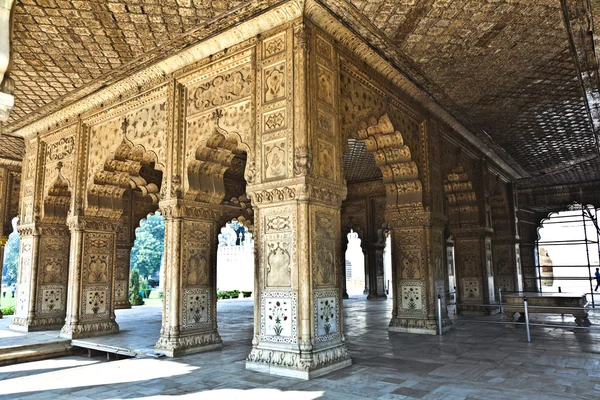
[0,135,24,161]
[3,0,600,190]
[343,139,382,183]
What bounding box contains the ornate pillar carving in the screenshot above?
[444,165,497,315]
[153,200,223,356]
[367,197,387,299]
[388,209,449,333]
[245,22,351,379]
[518,208,539,291]
[11,137,71,332]
[59,216,120,338]
[490,179,522,295]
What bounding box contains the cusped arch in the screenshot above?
[186,118,248,205]
[443,165,479,227]
[44,162,72,223]
[87,138,162,218]
[354,114,422,208]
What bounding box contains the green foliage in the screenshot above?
[217,290,242,299]
[129,268,145,306]
[1,305,15,315]
[2,229,20,285]
[130,213,165,280]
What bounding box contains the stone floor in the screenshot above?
[1,296,600,399]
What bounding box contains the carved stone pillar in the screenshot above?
[114,241,132,310]
[518,209,539,292]
[246,22,350,379]
[245,185,350,379]
[368,239,387,299]
[60,217,119,339]
[444,165,497,314]
[10,223,70,332]
[388,209,451,333]
[490,181,523,296]
[452,227,496,314]
[154,200,223,357]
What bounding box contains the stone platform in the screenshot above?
[1,297,600,398]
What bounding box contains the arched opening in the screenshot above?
[537,204,600,301]
[216,217,254,299]
[129,211,165,307]
[345,229,365,296]
[1,217,19,315]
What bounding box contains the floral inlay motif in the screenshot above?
[188,294,207,324]
[403,287,420,310]
[267,300,288,336]
[319,299,334,334]
[88,291,105,315]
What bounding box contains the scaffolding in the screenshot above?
[536,204,600,308]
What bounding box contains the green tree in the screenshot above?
[2,230,20,285]
[129,268,145,306]
[130,213,165,280]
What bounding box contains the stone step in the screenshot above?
[0,340,72,366]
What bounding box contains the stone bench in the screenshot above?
[503,292,590,327]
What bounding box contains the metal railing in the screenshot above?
[437,294,600,342]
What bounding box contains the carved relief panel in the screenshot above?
[311,31,341,185]
[262,207,296,288]
[42,125,77,219]
[456,239,480,278]
[312,207,338,288]
[257,28,294,185]
[81,232,114,319]
[393,228,424,280]
[182,221,213,288]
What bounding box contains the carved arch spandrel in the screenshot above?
[355,114,423,209]
[43,162,72,224]
[443,165,479,227]
[86,136,163,219]
[185,110,251,205]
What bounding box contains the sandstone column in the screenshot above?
[60,216,119,338]
[491,180,523,295]
[518,209,539,292]
[245,22,350,379]
[153,200,223,356]
[11,139,71,332]
[388,209,450,333]
[445,165,496,314]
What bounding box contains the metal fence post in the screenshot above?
[524,296,531,343]
[437,294,443,336]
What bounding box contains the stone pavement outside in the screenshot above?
[1,296,600,399]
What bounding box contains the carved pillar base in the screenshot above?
[154,329,222,357]
[389,316,452,335]
[10,316,65,332]
[59,320,119,339]
[246,342,351,380]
